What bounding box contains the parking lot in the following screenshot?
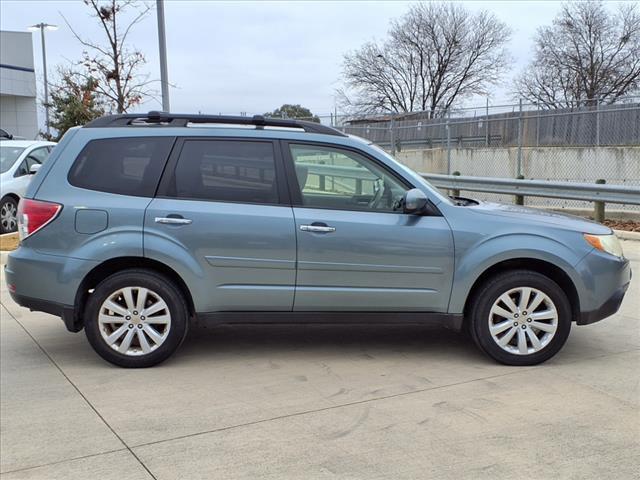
[0,241,638,480]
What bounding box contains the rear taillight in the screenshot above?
[18,199,62,241]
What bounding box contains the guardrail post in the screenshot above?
[452,171,460,197]
[594,178,606,222]
[515,174,525,205]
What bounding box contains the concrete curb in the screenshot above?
[614,229,640,241]
[0,232,18,251]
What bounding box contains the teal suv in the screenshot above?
[5,112,631,367]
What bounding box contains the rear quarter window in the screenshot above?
[68,137,174,197]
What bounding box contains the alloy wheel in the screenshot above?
[488,286,558,355]
[1,201,17,232]
[98,286,172,356]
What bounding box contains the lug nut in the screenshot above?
[137,324,143,329]
[521,325,527,329]
[522,311,527,315]
[514,313,519,318]
[140,316,145,321]
[125,316,131,320]
[514,322,518,326]
[133,311,138,315]
[527,318,532,322]
[128,324,134,329]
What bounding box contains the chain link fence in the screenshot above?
[318,97,640,213]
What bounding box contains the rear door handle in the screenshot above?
[155,216,192,225]
[300,223,336,233]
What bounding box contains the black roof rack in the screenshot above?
[84,111,347,137]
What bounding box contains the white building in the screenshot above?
[0,30,38,139]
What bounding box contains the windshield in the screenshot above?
[0,146,25,173]
[366,142,453,206]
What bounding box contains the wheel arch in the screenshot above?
[1,192,20,203]
[462,258,580,324]
[73,256,195,331]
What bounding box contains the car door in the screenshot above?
[145,138,297,312]
[284,142,454,312]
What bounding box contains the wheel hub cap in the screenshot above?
[1,202,17,231]
[488,287,558,355]
[98,286,172,356]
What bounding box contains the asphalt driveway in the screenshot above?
[1,241,638,479]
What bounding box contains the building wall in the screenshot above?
[0,31,38,139]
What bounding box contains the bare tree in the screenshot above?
[62,0,156,113]
[339,3,511,117]
[515,1,640,108]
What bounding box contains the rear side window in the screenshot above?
[68,137,174,197]
[168,140,278,204]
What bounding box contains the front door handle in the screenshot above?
[155,216,192,225]
[300,223,336,233]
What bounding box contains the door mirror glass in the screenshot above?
[29,163,41,175]
[403,188,428,214]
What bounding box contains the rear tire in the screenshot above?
[468,270,571,366]
[84,269,189,368]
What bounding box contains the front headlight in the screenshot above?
[584,233,624,258]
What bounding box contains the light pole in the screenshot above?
[156,0,170,112]
[28,23,57,137]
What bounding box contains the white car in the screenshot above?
[0,140,56,233]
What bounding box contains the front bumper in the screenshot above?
[577,281,630,325]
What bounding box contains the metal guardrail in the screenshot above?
[421,174,640,205]
[299,162,377,180]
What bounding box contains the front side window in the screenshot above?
[289,144,409,212]
[68,137,174,197]
[170,140,279,204]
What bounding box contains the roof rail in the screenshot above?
[83,111,347,137]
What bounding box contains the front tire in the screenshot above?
[468,270,571,366]
[1,196,18,234]
[84,269,189,368]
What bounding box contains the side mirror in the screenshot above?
[29,164,41,175]
[403,188,428,214]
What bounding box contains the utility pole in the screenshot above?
[29,23,57,137]
[156,0,170,112]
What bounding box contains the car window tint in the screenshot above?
[289,144,408,212]
[171,140,278,204]
[68,137,174,197]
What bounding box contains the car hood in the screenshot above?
[467,201,611,234]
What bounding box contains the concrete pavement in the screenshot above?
[1,241,638,479]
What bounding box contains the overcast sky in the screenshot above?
[0,0,629,121]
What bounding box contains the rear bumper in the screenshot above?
[4,247,95,332]
[8,291,80,332]
[577,281,630,325]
